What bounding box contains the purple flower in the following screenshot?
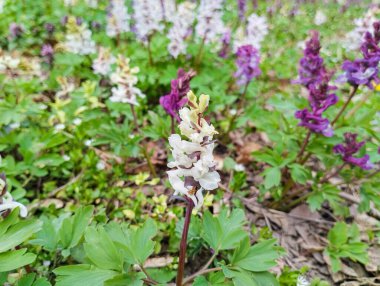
[295,109,333,137]
[340,21,380,88]
[44,23,55,34]
[234,45,261,87]
[9,23,23,39]
[41,44,54,65]
[218,29,231,58]
[237,0,247,20]
[333,133,373,170]
[294,31,337,137]
[160,69,196,121]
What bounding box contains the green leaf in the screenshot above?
[104,273,145,286]
[0,249,36,272]
[327,222,348,246]
[59,206,94,250]
[0,218,42,253]
[264,168,281,189]
[202,209,247,252]
[84,226,124,271]
[231,238,283,272]
[54,264,117,286]
[289,164,310,184]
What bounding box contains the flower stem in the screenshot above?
[195,35,206,67]
[147,35,154,66]
[331,85,358,126]
[176,197,194,286]
[226,82,250,135]
[130,104,139,128]
[171,116,175,134]
[296,130,312,163]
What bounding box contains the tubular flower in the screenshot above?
[218,29,231,58]
[110,55,144,105]
[167,91,220,208]
[133,0,164,42]
[234,44,261,86]
[64,16,95,55]
[0,174,28,218]
[106,0,130,37]
[167,1,196,58]
[92,47,116,76]
[160,69,196,121]
[294,31,337,137]
[195,0,225,44]
[333,133,373,170]
[234,13,268,51]
[339,21,380,89]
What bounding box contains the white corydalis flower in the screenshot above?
[234,13,268,51]
[167,1,196,58]
[297,275,310,286]
[64,17,96,55]
[314,10,327,26]
[167,91,220,208]
[195,0,225,44]
[0,177,28,217]
[343,7,379,51]
[92,47,116,76]
[133,0,164,42]
[109,56,144,105]
[106,0,130,37]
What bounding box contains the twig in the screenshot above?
[139,265,158,285]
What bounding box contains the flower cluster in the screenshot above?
[41,44,54,65]
[64,16,96,55]
[333,133,373,170]
[339,21,380,89]
[92,47,116,76]
[167,92,220,208]
[234,44,261,87]
[234,13,268,51]
[195,0,225,44]
[160,68,196,121]
[0,174,28,218]
[110,56,144,105]
[9,23,24,39]
[133,0,164,42]
[295,31,337,137]
[237,0,247,21]
[167,1,195,58]
[106,0,130,37]
[218,29,231,58]
[343,7,379,51]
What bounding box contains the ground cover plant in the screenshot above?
[0,0,380,285]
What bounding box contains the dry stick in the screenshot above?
[331,85,358,126]
[182,267,222,285]
[176,198,194,286]
[130,104,157,177]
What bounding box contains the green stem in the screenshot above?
[331,85,358,126]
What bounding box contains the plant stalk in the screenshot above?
[331,85,358,126]
[176,197,194,286]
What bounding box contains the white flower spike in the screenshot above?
[0,176,28,218]
[167,91,220,208]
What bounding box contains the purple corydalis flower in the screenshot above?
[9,23,23,39]
[295,109,333,137]
[160,69,196,121]
[237,0,247,20]
[234,45,261,87]
[218,29,231,58]
[340,21,380,89]
[44,23,55,34]
[294,31,337,137]
[333,133,373,170]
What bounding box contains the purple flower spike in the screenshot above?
[237,0,247,20]
[333,133,373,170]
[218,29,231,59]
[340,21,380,89]
[234,45,261,87]
[9,23,23,39]
[294,31,337,137]
[41,44,54,65]
[160,69,196,121]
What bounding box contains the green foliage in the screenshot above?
[326,222,369,272]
